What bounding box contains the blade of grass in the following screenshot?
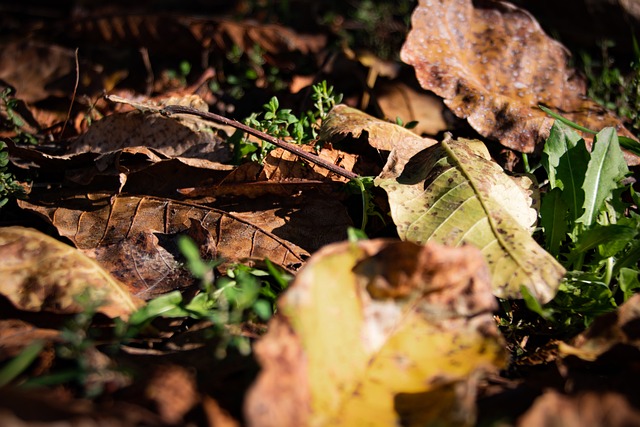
[0,341,44,387]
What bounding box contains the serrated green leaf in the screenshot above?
[577,128,629,227]
[540,187,568,255]
[376,135,564,303]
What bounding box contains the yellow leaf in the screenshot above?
[0,226,142,319]
[245,239,506,426]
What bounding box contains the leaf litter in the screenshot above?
[0,1,639,425]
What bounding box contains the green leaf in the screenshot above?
[558,140,590,224]
[550,275,617,324]
[376,135,565,303]
[577,127,629,228]
[0,341,44,387]
[539,187,568,255]
[619,136,640,157]
[521,286,554,320]
[128,291,186,326]
[613,240,640,276]
[541,121,584,190]
[569,224,637,260]
[619,268,640,301]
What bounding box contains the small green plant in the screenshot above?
[125,236,291,357]
[523,119,639,333]
[19,290,126,397]
[1,88,38,146]
[164,60,192,86]
[215,43,288,100]
[347,176,386,230]
[231,80,343,163]
[0,141,22,209]
[394,116,419,130]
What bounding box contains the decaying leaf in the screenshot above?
[375,81,448,136]
[0,226,142,318]
[321,104,435,153]
[376,134,564,303]
[67,106,231,163]
[518,391,640,427]
[19,195,308,299]
[245,239,506,427]
[0,40,103,103]
[558,293,640,362]
[401,0,639,165]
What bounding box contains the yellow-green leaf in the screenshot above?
[245,239,506,427]
[376,135,564,303]
[0,226,142,319]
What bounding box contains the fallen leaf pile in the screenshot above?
[1,0,639,425]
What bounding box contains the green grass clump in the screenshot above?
[522,119,640,334]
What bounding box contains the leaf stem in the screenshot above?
[161,105,360,181]
[604,256,614,288]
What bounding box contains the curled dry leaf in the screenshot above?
[558,293,640,362]
[321,104,435,153]
[0,226,142,319]
[375,81,448,136]
[67,100,231,163]
[401,0,639,165]
[19,195,308,299]
[6,139,233,197]
[376,134,564,303]
[245,239,506,427]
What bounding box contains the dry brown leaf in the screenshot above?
[7,140,233,197]
[375,81,448,136]
[0,387,166,426]
[0,226,142,318]
[321,104,436,153]
[0,40,102,103]
[401,0,640,164]
[67,107,231,163]
[228,196,352,253]
[558,293,640,362]
[19,195,308,299]
[518,391,640,427]
[178,145,355,199]
[0,319,59,362]
[144,364,199,425]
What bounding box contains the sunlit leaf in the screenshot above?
[0,226,142,319]
[376,135,564,303]
[245,240,506,427]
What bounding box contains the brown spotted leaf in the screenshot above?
[0,226,142,318]
[245,239,506,427]
[401,0,639,165]
[18,195,308,299]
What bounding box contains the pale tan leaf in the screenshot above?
[376,135,563,302]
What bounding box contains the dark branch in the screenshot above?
[161,105,359,181]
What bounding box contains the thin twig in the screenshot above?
[61,48,80,138]
[160,105,359,181]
